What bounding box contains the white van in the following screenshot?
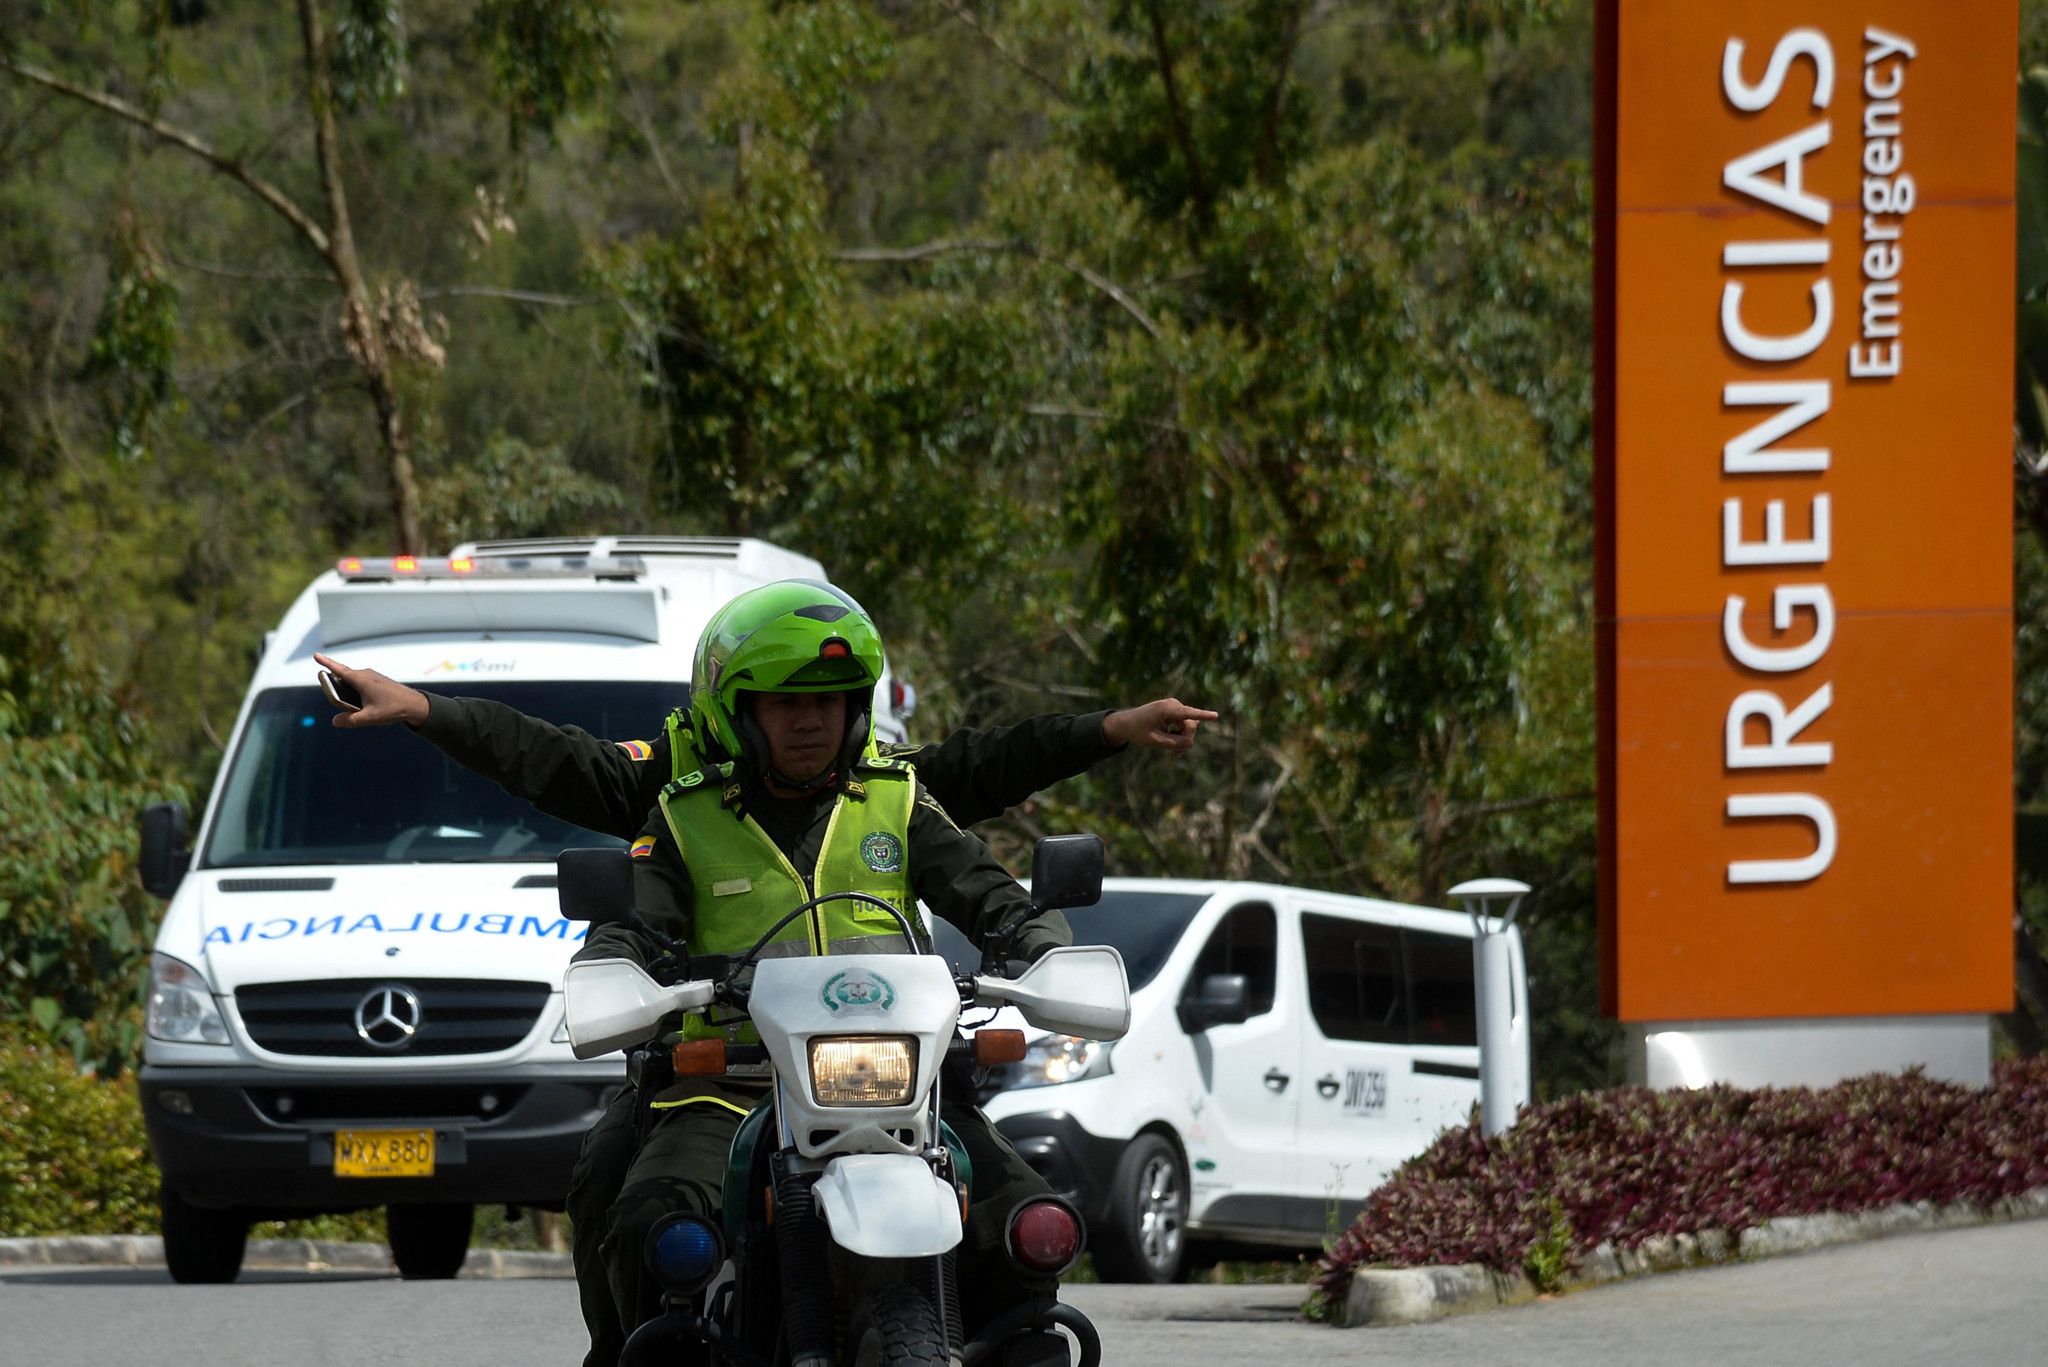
[135,535,908,1282]
[958,877,1530,1283]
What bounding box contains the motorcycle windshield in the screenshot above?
[201,682,676,868]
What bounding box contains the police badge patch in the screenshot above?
[821,969,897,1015]
[859,831,903,873]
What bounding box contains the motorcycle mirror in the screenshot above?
[563,958,715,1060]
[558,846,635,924]
[976,945,1131,1040]
[1029,834,1104,911]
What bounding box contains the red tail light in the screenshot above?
[1006,1199,1083,1274]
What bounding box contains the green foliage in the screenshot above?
[0,640,181,1074]
[1071,0,1315,226]
[1385,0,1567,51]
[332,0,409,109]
[418,434,630,547]
[0,1033,389,1241]
[82,213,180,462]
[473,0,617,144]
[0,1032,159,1234]
[711,0,893,152]
[1523,1194,1572,1293]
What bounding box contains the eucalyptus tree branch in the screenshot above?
[833,238,1014,263]
[1023,402,1194,440]
[296,0,422,554]
[619,73,690,211]
[1142,0,1212,229]
[0,55,333,259]
[235,374,360,441]
[1445,791,1596,824]
[417,286,601,307]
[935,0,1072,106]
[835,238,1165,340]
[165,252,331,284]
[1255,0,1308,186]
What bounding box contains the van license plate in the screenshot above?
[333,1128,436,1177]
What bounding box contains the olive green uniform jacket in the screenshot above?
[412,693,1117,966]
[415,694,1119,843]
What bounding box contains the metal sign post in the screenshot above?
[1449,877,1531,1138]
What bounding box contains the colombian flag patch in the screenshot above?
[617,740,653,761]
[630,835,656,859]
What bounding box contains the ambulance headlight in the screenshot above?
[146,954,231,1045]
[808,1036,918,1107]
[1004,1035,1111,1090]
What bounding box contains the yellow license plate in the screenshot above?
[333,1128,436,1178]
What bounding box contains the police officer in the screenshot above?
[586,579,1096,1350]
[316,599,1214,1365]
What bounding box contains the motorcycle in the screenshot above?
[558,834,1130,1367]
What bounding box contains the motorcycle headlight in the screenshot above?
[147,953,231,1045]
[808,1035,918,1107]
[1005,1035,1111,1090]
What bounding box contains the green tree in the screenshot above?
[1,0,619,552]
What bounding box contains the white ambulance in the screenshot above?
[135,536,909,1282]
[943,877,1531,1283]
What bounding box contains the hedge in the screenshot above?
[0,1034,381,1241]
[1312,1056,2048,1305]
[1,1033,158,1235]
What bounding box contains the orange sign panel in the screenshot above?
[1595,1,2014,1020]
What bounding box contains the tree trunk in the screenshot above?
[297,0,423,554]
[1416,782,1447,907]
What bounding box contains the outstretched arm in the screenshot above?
[312,651,671,840]
[896,698,1218,827]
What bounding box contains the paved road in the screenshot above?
[5,1218,2045,1365]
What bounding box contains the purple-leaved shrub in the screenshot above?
[1311,1057,2048,1304]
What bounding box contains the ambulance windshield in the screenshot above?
[202,683,679,867]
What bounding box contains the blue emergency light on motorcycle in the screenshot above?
[644,1212,725,1295]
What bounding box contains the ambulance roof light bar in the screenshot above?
[334,554,647,583]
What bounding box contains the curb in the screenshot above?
[1332,1186,2048,1327]
[0,1235,572,1279]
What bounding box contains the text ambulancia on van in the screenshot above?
[134,536,908,1284]
[962,877,1531,1283]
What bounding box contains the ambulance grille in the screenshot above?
[235,978,551,1057]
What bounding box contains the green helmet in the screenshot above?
[689,579,885,786]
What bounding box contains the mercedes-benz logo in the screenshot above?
[354,985,423,1050]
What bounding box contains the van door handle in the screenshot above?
[1316,1075,1341,1099]
[1262,1068,1290,1092]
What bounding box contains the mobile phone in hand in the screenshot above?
[319,669,364,712]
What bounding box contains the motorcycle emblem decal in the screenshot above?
[859,831,904,873]
[821,970,897,1015]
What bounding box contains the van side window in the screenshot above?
[1405,929,1478,1046]
[1301,915,1481,1048]
[1301,913,1405,1044]
[1184,903,1277,1016]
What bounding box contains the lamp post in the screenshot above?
[1448,877,1530,1138]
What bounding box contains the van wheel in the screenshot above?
[1091,1134,1187,1284]
[387,1202,474,1279]
[160,1187,247,1284]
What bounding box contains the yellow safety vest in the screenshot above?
[657,757,918,1042]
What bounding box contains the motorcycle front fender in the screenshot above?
[811,1153,963,1258]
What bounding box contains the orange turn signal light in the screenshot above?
[673,1040,728,1076]
[974,1030,1027,1066]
